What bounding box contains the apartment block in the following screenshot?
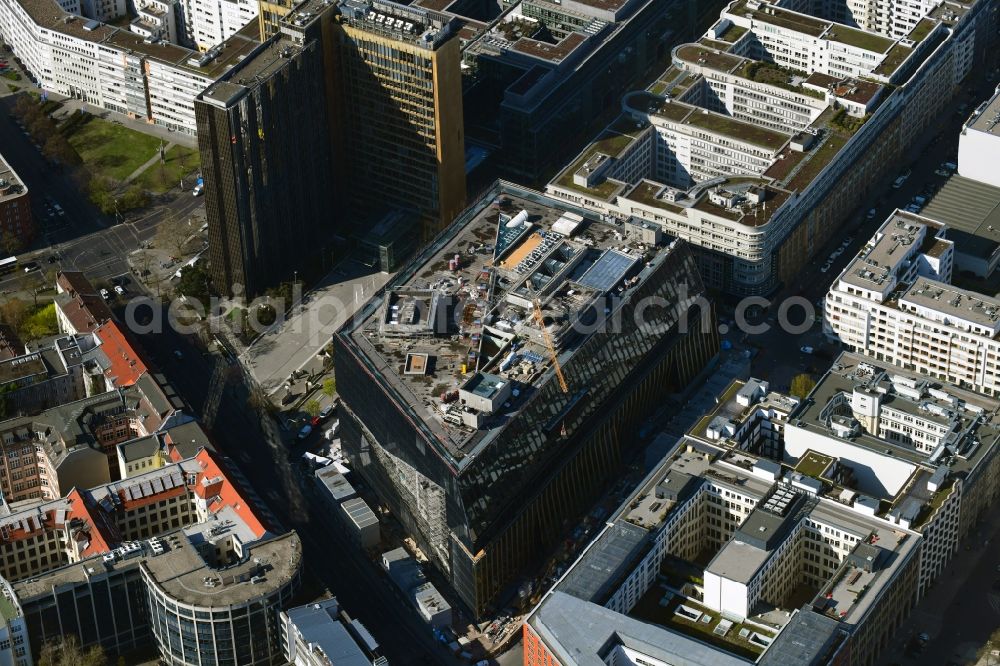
[0,368,183,501]
[543,0,996,295]
[782,353,1000,594]
[116,419,214,478]
[0,448,301,665]
[523,382,924,665]
[459,0,729,184]
[280,597,387,666]
[130,0,178,43]
[525,352,1000,664]
[334,181,719,617]
[179,0,259,50]
[0,155,33,254]
[0,0,263,136]
[53,272,113,335]
[821,210,1000,396]
[0,305,170,415]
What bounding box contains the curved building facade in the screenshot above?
[143,531,303,666]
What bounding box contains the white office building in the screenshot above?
[545,0,993,295]
[821,209,1000,397]
[958,85,1000,189]
[178,0,258,51]
[0,0,263,135]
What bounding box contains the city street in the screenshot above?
[0,93,109,244]
[122,294,462,666]
[877,512,1000,666]
[744,61,1000,391]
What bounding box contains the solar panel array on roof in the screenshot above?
[122,469,185,501]
[575,249,638,291]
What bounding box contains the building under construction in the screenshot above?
[333,181,719,616]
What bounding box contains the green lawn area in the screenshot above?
[65,116,161,182]
[1,71,21,81]
[21,303,58,341]
[874,44,912,77]
[133,145,200,193]
[554,132,637,200]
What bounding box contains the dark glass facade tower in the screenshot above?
[195,31,337,298]
[334,183,720,616]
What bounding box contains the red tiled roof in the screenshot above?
[96,321,148,387]
[56,271,113,333]
[65,488,115,558]
[194,449,267,539]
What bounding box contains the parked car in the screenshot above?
[297,424,313,440]
[114,285,125,296]
[192,183,204,197]
[173,349,183,359]
[820,263,831,273]
[22,261,38,273]
[100,288,110,300]
[892,175,907,189]
[801,346,814,354]
[320,403,336,419]
[866,208,877,220]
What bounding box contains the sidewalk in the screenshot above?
[877,510,1000,665]
[124,142,175,183]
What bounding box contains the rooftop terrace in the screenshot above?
[0,154,27,205]
[790,352,1000,485]
[342,186,682,468]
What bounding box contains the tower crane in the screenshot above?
[532,299,569,394]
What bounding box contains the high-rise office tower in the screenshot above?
[195,14,337,298]
[257,0,295,40]
[334,183,719,616]
[331,0,466,237]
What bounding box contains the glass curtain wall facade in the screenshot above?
[144,570,301,666]
[335,184,720,615]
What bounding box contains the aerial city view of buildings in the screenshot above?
[0,0,999,663]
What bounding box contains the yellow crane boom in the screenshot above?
[533,299,569,394]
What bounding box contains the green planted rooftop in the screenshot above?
[796,451,834,478]
[554,132,637,200]
[717,24,747,43]
[825,25,893,53]
[0,593,17,622]
[908,18,935,43]
[684,109,789,150]
[675,44,743,73]
[786,132,848,192]
[626,181,684,214]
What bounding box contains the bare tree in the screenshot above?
[0,298,29,334]
[38,635,107,666]
[156,215,192,259]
